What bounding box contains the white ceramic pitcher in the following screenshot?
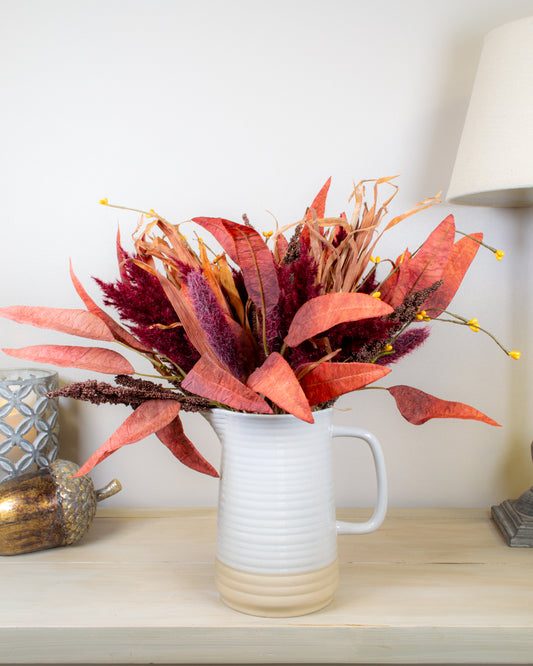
[205,407,387,617]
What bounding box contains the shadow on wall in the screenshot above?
[420,7,533,197]
[56,396,81,465]
[419,31,483,197]
[500,209,533,499]
[425,11,533,502]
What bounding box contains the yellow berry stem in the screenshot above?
[455,230,504,259]
[370,346,395,364]
[430,310,518,358]
[99,201,171,226]
[193,232,219,259]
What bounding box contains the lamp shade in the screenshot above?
[447,16,533,207]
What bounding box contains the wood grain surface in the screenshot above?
[0,508,531,664]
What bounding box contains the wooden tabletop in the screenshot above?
[0,507,531,664]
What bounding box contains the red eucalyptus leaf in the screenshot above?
[75,399,183,476]
[182,355,273,414]
[156,415,219,477]
[423,233,483,318]
[192,217,238,263]
[220,220,280,311]
[285,293,394,347]
[379,249,411,306]
[298,361,391,406]
[387,385,500,426]
[2,345,135,375]
[406,214,456,291]
[275,233,289,263]
[380,216,455,308]
[299,224,311,250]
[247,352,314,423]
[306,177,331,220]
[69,262,153,354]
[0,306,115,342]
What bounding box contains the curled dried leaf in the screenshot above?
[247,352,313,423]
[298,361,391,406]
[285,293,394,347]
[0,306,114,342]
[156,415,219,477]
[2,345,135,375]
[76,399,183,476]
[388,385,500,426]
[182,354,273,414]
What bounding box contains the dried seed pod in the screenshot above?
[0,459,121,555]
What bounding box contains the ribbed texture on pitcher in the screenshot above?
[205,409,338,576]
[214,558,339,617]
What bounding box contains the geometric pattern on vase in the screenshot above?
[0,369,59,481]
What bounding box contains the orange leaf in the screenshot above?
[284,293,394,347]
[247,352,313,423]
[76,400,183,476]
[221,220,280,311]
[70,262,153,354]
[423,233,483,318]
[2,345,135,375]
[198,239,232,316]
[182,355,273,414]
[298,362,391,406]
[217,254,246,325]
[156,415,219,477]
[306,177,331,220]
[387,385,500,426]
[0,306,114,341]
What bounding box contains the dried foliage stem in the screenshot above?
[433,311,513,355]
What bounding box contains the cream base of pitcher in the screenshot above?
[215,558,339,617]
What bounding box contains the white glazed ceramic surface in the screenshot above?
[206,408,388,576]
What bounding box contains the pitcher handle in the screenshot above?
[331,425,388,535]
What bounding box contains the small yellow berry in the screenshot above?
[372,291,381,299]
[384,344,393,352]
[262,230,274,239]
[495,250,505,261]
[99,198,108,205]
[468,318,480,332]
[509,350,521,360]
[415,310,427,321]
[423,316,431,322]
[371,255,381,264]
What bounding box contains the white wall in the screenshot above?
[1,0,532,508]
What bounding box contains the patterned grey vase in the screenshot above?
[0,369,59,482]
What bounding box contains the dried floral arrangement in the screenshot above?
[0,177,519,478]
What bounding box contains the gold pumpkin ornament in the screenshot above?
[0,459,121,555]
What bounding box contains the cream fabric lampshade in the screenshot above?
[447,16,533,207]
